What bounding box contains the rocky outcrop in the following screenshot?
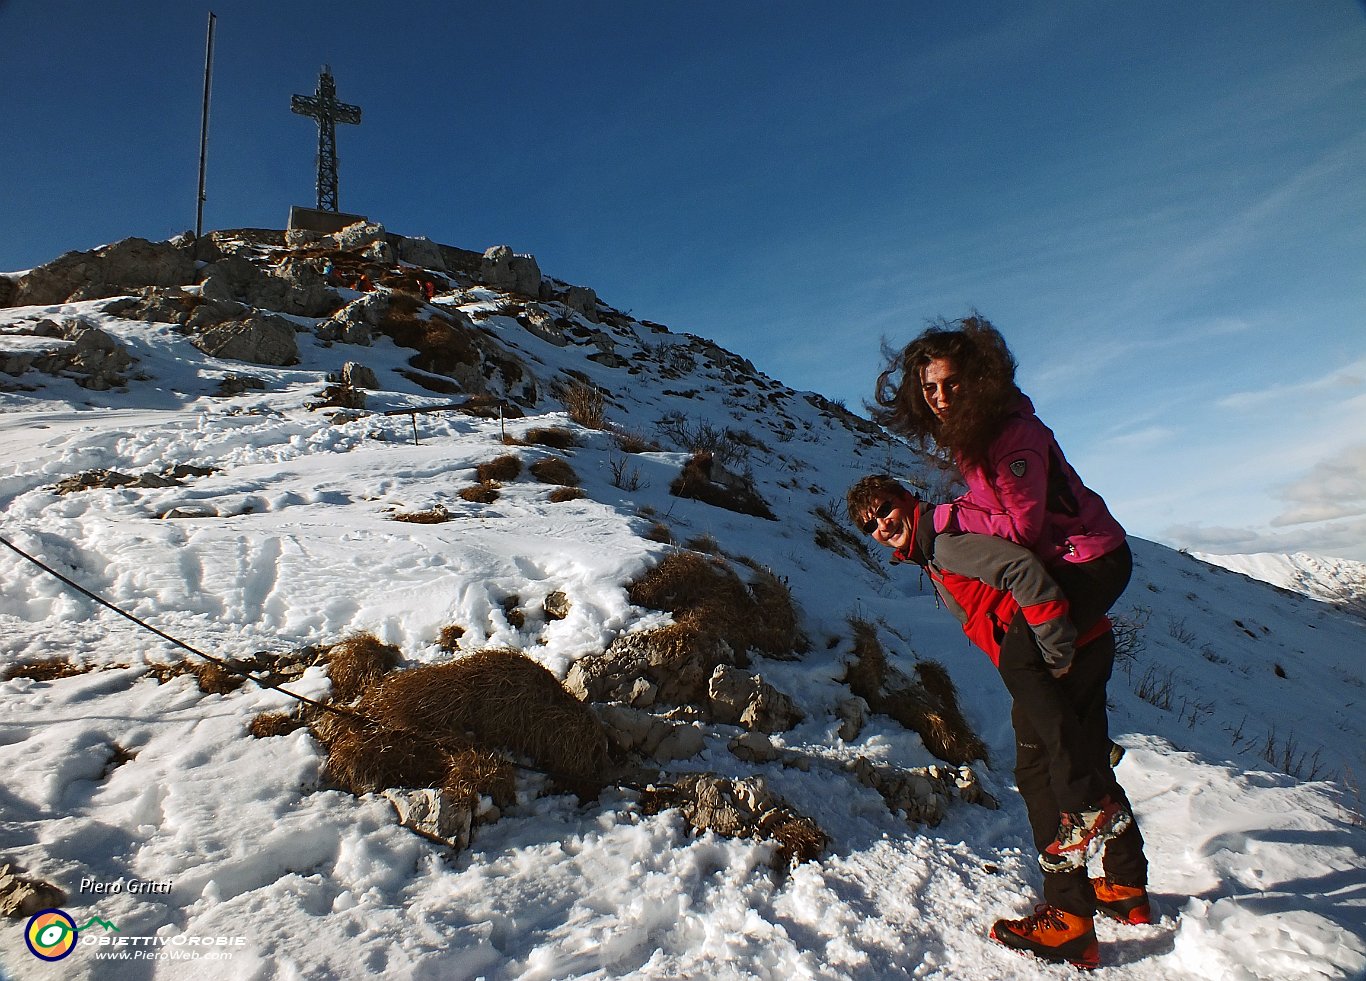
[191,312,299,366]
[8,237,196,307]
[563,285,599,323]
[0,318,134,390]
[316,291,390,346]
[639,774,827,867]
[480,246,543,298]
[565,626,734,709]
[398,236,447,271]
[595,703,706,762]
[707,665,804,733]
[199,255,341,318]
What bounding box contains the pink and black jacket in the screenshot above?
[932,396,1126,566]
[894,495,1108,673]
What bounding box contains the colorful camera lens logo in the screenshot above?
[25,908,78,961]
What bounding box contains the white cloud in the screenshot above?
[1217,357,1366,411]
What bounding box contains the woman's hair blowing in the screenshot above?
[873,314,1021,468]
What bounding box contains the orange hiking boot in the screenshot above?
[990,904,1099,970]
[1092,877,1152,925]
[1039,794,1133,873]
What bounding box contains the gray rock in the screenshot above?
[0,863,66,918]
[192,312,299,366]
[383,788,473,850]
[728,730,780,764]
[336,220,387,253]
[836,696,868,742]
[543,590,571,621]
[563,285,599,322]
[0,274,14,309]
[14,237,196,306]
[707,664,804,733]
[398,235,447,271]
[596,703,705,762]
[480,245,543,297]
[340,361,379,389]
[565,627,732,708]
[162,504,220,520]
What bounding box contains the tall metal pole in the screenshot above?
[196,11,217,238]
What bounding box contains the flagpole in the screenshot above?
[196,11,217,238]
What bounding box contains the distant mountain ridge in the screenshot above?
[1194,550,1366,620]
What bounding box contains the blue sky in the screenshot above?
[4,1,1364,559]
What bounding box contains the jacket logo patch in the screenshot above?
[1009,458,1028,478]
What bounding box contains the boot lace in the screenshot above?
[1007,904,1068,936]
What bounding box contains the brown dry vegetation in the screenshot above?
[530,457,580,487]
[322,633,403,704]
[315,649,611,800]
[670,451,776,521]
[476,455,522,483]
[523,427,578,450]
[437,624,466,652]
[392,505,451,524]
[459,482,501,504]
[644,522,673,544]
[610,427,656,454]
[147,660,246,695]
[561,380,606,429]
[628,551,802,660]
[845,619,986,765]
[377,299,482,378]
[547,487,586,503]
[2,657,93,682]
[248,711,307,739]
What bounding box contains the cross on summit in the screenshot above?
[290,66,362,213]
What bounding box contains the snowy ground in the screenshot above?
[1,270,1363,980]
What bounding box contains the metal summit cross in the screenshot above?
[290,65,362,213]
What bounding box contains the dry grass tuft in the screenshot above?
[248,711,307,739]
[547,487,586,503]
[444,747,517,807]
[437,624,466,652]
[2,657,91,682]
[530,457,580,487]
[476,454,523,483]
[313,709,456,795]
[644,522,673,544]
[844,619,986,765]
[337,649,611,797]
[771,816,829,867]
[684,533,721,554]
[610,427,656,454]
[670,451,776,520]
[627,551,800,660]
[915,659,987,765]
[147,660,246,695]
[562,380,606,429]
[459,482,501,504]
[392,505,451,524]
[523,427,578,450]
[322,633,403,704]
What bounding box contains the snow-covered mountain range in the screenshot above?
[1195,551,1366,623]
[1,225,1362,980]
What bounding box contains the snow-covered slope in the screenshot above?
[1195,550,1366,622]
[1,231,1363,981]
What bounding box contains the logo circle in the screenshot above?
[25,908,78,961]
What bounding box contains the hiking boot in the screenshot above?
[1092,877,1152,925]
[1039,795,1133,873]
[990,904,1099,970]
[1109,741,1125,768]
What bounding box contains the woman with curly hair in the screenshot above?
[872,315,1149,965]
